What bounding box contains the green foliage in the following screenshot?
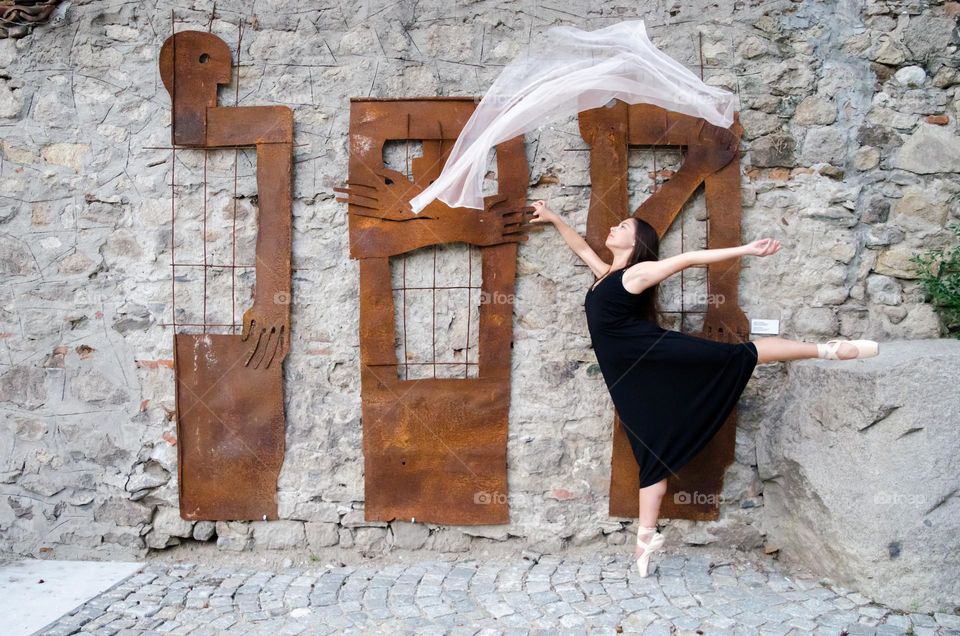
[909,222,960,338]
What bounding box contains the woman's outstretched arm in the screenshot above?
[623,239,781,293]
[529,200,608,277]
[684,245,749,266]
[685,239,781,265]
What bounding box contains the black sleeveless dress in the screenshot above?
[584,268,758,488]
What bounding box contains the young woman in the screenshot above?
[529,200,879,577]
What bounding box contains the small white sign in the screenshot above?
[750,318,780,335]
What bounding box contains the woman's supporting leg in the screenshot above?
[752,336,860,364]
[636,478,667,557]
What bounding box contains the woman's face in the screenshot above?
[605,218,636,250]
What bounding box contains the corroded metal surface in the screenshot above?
[159,29,292,520]
[0,0,63,39]
[335,97,537,525]
[579,101,746,521]
[172,335,285,520]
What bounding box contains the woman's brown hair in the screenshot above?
[624,217,662,326]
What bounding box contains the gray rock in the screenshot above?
[899,88,948,116]
[894,66,926,88]
[864,225,906,247]
[153,506,194,538]
[0,78,22,118]
[125,461,170,492]
[353,527,388,553]
[112,303,153,334]
[894,124,960,174]
[94,497,153,526]
[860,195,891,225]
[749,134,797,168]
[389,521,430,549]
[304,522,339,549]
[757,339,960,613]
[277,497,340,522]
[69,369,128,405]
[932,65,960,89]
[340,509,387,528]
[866,274,902,306]
[902,15,956,65]
[852,146,880,171]
[800,127,848,165]
[251,520,305,550]
[429,528,471,552]
[338,527,354,549]
[873,245,923,279]
[856,125,901,150]
[193,521,216,541]
[0,366,45,410]
[890,187,949,232]
[791,307,838,337]
[794,96,837,125]
[740,109,782,138]
[0,236,34,276]
[216,521,252,552]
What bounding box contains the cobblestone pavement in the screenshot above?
[38,548,960,635]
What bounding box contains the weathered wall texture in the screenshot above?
[0,0,957,578]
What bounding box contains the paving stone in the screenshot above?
[31,551,954,634]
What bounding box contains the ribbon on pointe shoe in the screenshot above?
[635,527,665,577]
[818,339,879,360]
[817,339,846,360]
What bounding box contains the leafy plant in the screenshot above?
[909,221,960,338]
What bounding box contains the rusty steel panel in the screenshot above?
[335,97,538,525]
[173,335,285,520]
[579,101,747,521]
[159,29,293,520]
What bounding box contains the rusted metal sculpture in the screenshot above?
[334,97,537,524]
[159,29,292,520]
[579,101,746,521]
[0,0,63,39]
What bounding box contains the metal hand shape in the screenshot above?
[240,298,288,370]
[684,119,744,174]
[471,193,541,246]
[334,167,431,221]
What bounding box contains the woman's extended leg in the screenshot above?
[752,336,861,364]
[636,478,667,558]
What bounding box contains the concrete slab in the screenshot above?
[0,559,144,635]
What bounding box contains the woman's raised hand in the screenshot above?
[530,200,558,224]
[744,237,781,257]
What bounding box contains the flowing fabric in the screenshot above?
[408,19,740,214]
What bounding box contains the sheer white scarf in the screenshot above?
[408,19,739,214]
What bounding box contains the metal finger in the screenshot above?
[241,318,255,342]
[243,328,265,367]
[265,325,285,369]
[504,209,538,220]
[342,180,382,192]
[338,196,381,212]
[252,327,275,369]
[266,325,283,369]
[335,188,379,206]
[504,222,545,233]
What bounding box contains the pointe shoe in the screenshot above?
[816,339,879,360]
[635,525,665,578]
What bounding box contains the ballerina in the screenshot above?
[529,200,879,577]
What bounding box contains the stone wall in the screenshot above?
[0,0,956,581]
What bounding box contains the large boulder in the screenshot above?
[757,339,960,613]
